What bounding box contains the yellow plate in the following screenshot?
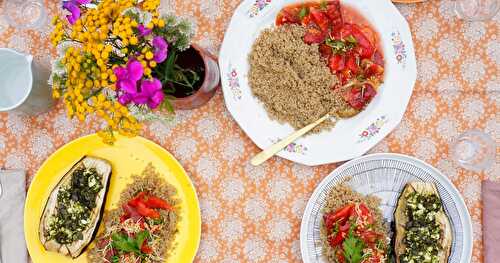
[25,134,201,263]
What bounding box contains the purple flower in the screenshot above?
[132,78,165,109]
[137,24,152,37]
[62,0,91,24]
[152,36,168,63]
[113,60,144,94]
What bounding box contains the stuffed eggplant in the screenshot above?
[39,156,112,258]
[394,182,452,263]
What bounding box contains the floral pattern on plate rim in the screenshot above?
[270,138,308,154]
[226,64,242,100]
[391,31,407,68]
[357,115,388,143]
[248,0,272,18]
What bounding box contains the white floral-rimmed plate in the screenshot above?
[300,153,473,263]
[219,0,417,165]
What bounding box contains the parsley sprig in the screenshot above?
[111,230,150,256]
[342,227,367,263]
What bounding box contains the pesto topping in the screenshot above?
[45,167,103,244]
[401,191,443,263]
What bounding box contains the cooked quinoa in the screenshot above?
[320,184,388,262]
[248,24,351,133]
[88,164,179,263]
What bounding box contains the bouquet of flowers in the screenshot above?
[49,0,196,144]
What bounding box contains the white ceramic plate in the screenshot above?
[219,0,417,165]
[300,153,473,263]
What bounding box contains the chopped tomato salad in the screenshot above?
[323,203,387,263]
[276,0,385,111]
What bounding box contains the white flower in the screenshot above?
[7,111,28,137]
[291,163,314,184]
[267,177,292,202]
[486,37,500,66]
[415,15,439,41]
[291,240,302,260]
[244,162,267,183]
[414,137,437,161]
[460,56,485,84]
[393,119,413,144]
[172,137,197,162]
[219,216,244,242]
[291,196,307,218]
[460,175,481,205]
[436,159,458,180]
[220,136,245,162]
[196,155,220,184]
[30,130,54,160]
[221,177,245,201]
[412,95,437,122]
[436,76,461,106]
[439,0,457,21]
[267,216,292,242]
[437,36,461,62]
[436,116,460,142]
[462,22,486,43]
[197,236,219,261]
[417,56,438,84]
[243,237,267,261]
[196,116,221,143]
[5,152,28,170]
[199,195,220,222]
[460,96,485,124]
[0,135,5,151]
[244,196,267,221]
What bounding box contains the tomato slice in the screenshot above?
[328,54,345,73]
[304,28,327,44]
[345,53,360,75]
[276,9,300,26]
[141,242,153,254]
[319,43,333,58]
[323,203,354,229]
[343,84,377,110]
[373,51,384,66]
[326,0,343,32]
[351,24,375,59]
[145,196,174,211]
[310,8,330,32]
[328,222,350,246]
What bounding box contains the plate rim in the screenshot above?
[299,153,473,263]
[219,0,417,166]
[24,134,201,263]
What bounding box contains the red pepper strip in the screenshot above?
[128,191,147,207]
[345,54,360,75]
[359,230,380,244]
[357,203,374,225]
[135,201,161,219]
[319,43,333,59]
[145,196,174,211]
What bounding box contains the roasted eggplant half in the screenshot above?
[394,182,452,263]
[39,156,112,258]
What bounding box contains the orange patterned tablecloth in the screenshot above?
[0,0,498,262]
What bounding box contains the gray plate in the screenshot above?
[300,153,472,263]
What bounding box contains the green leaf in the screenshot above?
[135,230,149,249]
[320,0,328,10]
[346,35,357,44]
[111,232,144,255]
[325,38,347,54]
[342,228,366,263]
[298,7,309,20]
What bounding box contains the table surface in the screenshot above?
[0,0,498,262]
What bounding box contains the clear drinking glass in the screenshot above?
[450,130,495,172]
[455,0,500,21]
[2,0,47,29]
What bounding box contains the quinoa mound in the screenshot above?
[248,24,347,133]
